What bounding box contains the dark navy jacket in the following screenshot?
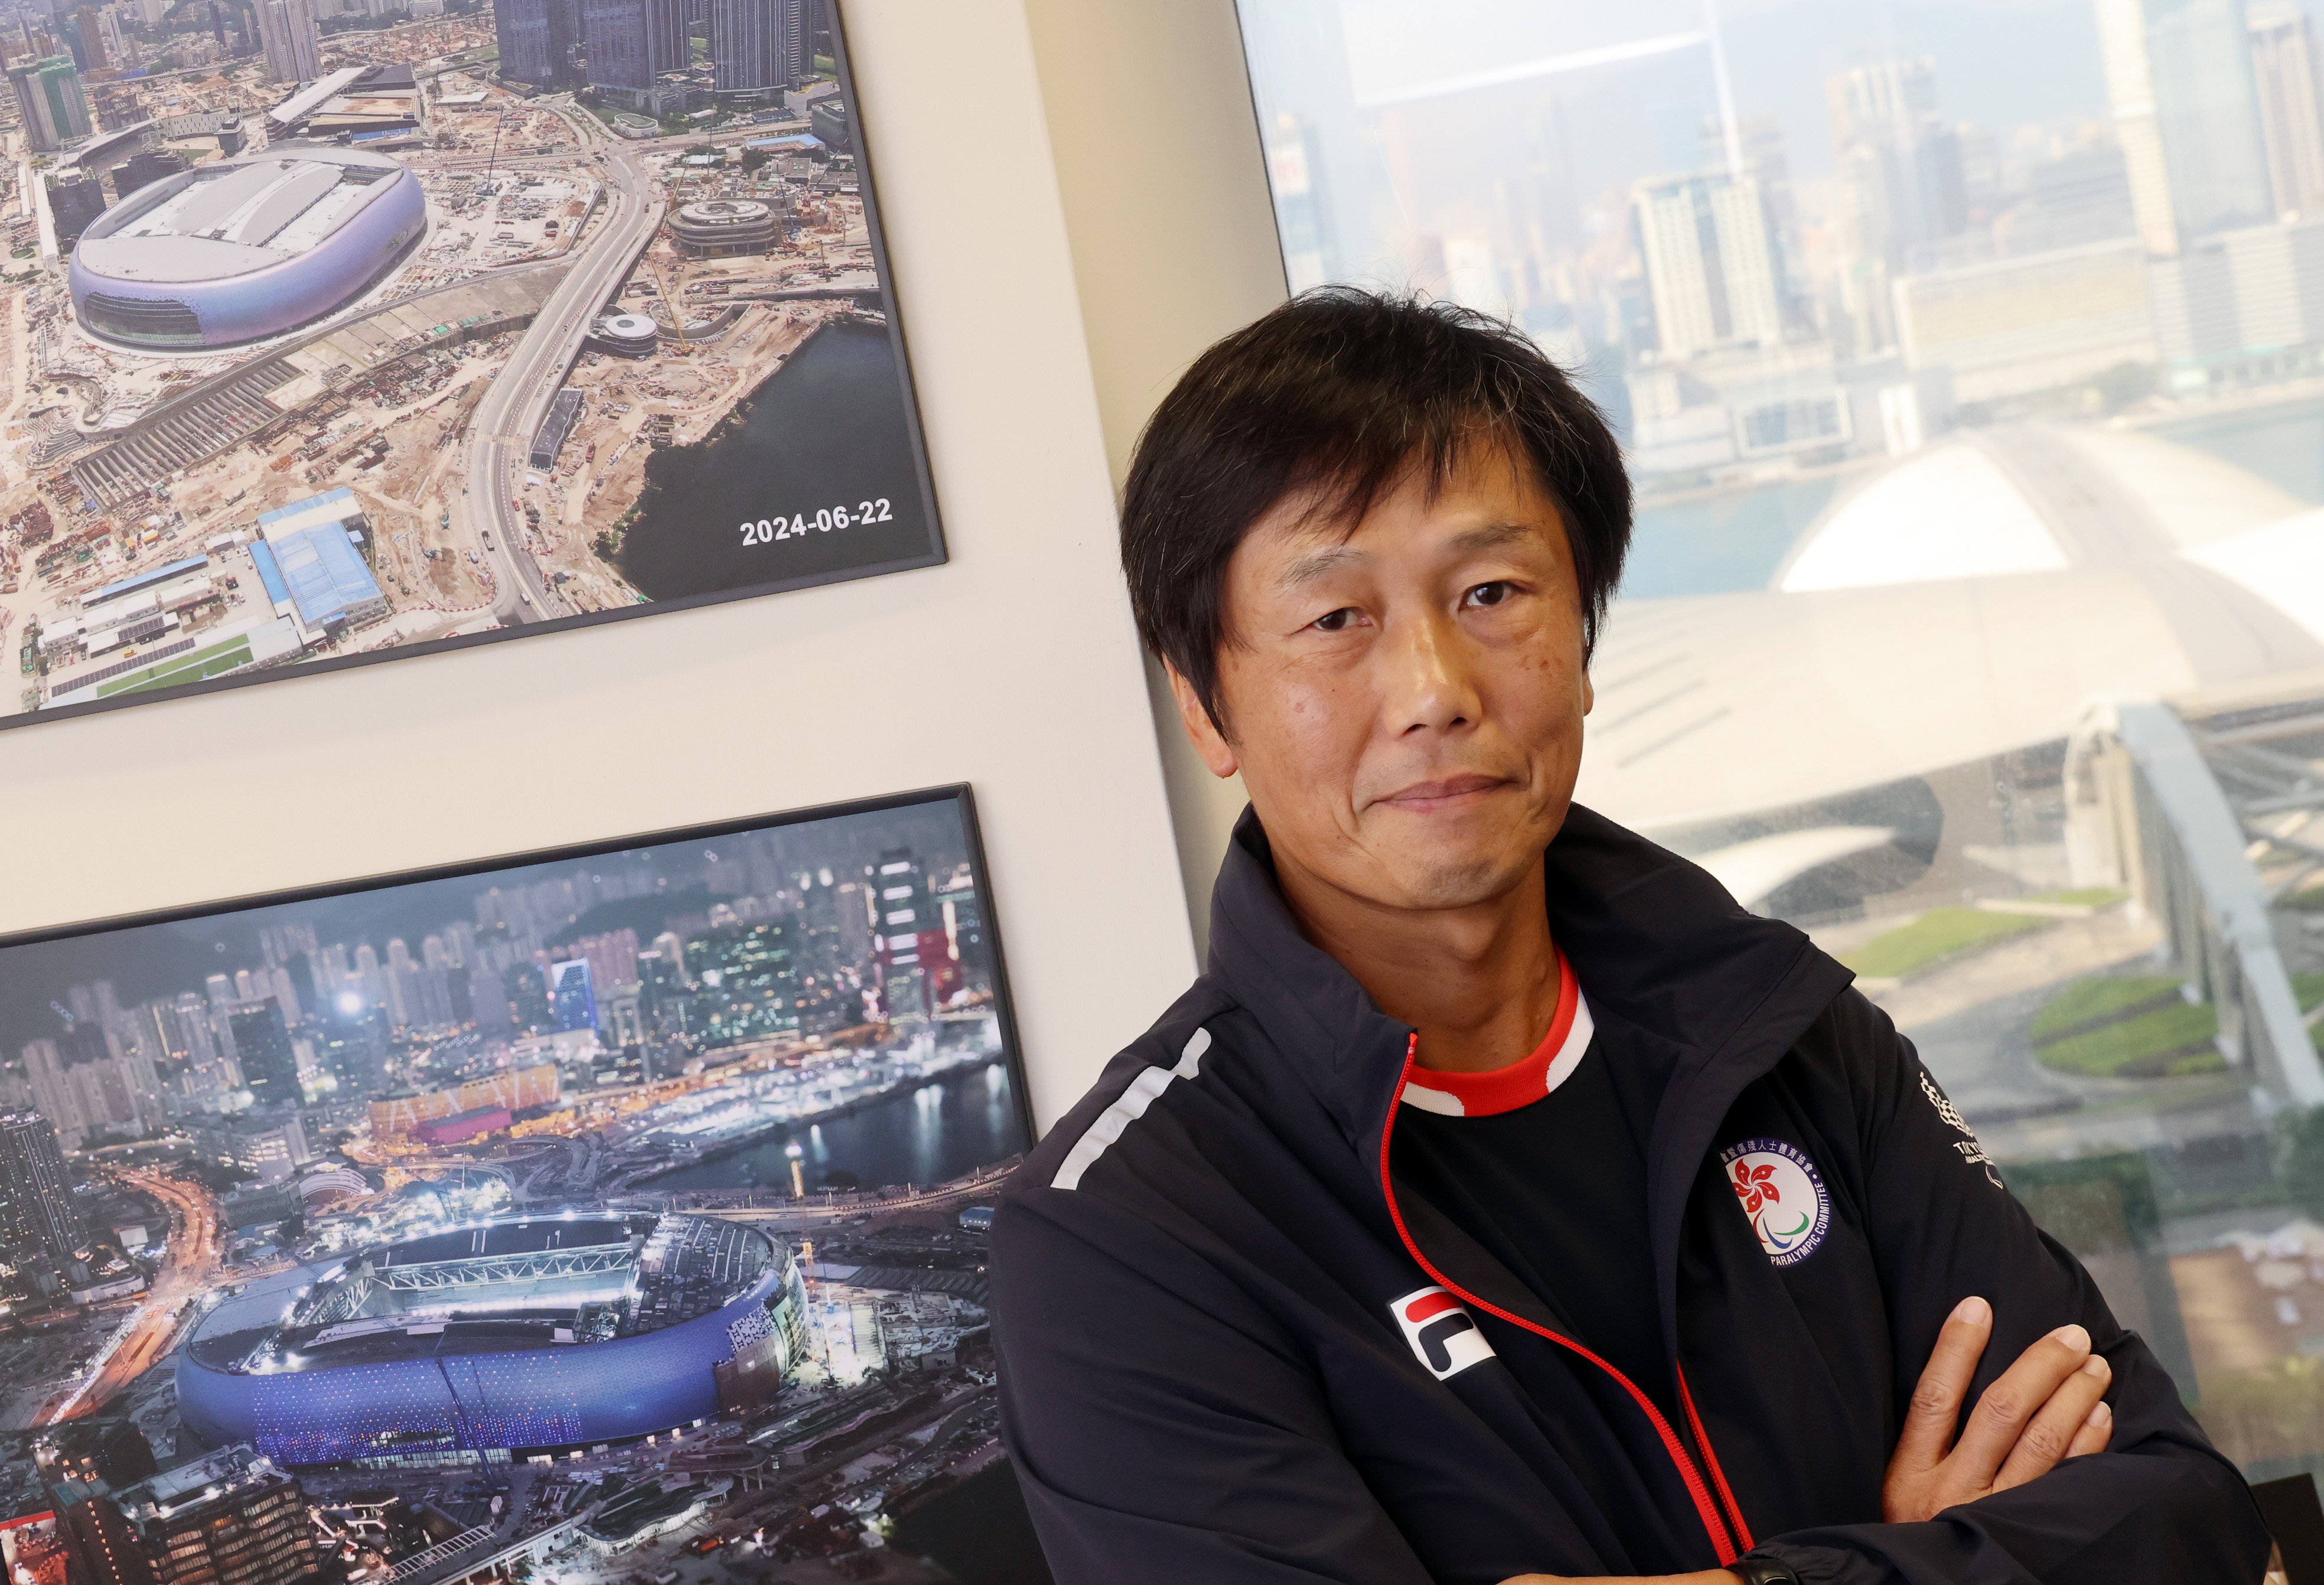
[991,807,2270,1584]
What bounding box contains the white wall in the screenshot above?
[1022,0,1290,954]
[0,0,1208,1133]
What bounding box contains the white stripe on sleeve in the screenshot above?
[1051,1027,1212,1191]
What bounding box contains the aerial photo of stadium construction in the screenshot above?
[0,791,1035,1583]
[0,0,933,725]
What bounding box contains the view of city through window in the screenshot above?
[1245,0,2324,1486]
[0,794,1032,1583]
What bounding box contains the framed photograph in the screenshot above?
[0,786,1048,1581]
[8,1,943,729]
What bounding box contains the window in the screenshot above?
[1242,0,2324,1485]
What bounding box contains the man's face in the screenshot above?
[1174,440,1593,916]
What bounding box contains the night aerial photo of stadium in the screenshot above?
[0,789,1041,1584]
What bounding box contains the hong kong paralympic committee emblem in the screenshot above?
[1719,1137,1830,1267]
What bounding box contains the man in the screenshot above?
[989,291,2269,1584]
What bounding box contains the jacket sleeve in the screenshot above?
[990,1183,1435,1585]
[1753,990,2273,1585]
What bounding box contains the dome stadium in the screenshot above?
[178,1213,809,1464]
[667,197,776,257]
[1576,422,2324,846]
[69,148,426,351]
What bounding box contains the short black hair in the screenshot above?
[1120,288,1631,734]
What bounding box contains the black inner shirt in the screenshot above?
[1393,1024,1671,1412]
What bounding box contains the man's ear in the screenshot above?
[1165,661,1240,780]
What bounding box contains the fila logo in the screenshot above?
[1390,1286,1495,1380]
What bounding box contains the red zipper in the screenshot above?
[1378,1032,1748,1567]
[1678,1364,1753,1551]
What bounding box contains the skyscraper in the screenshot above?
[2250,2,2324,220]
[547,959,598,1033]
[71,6,104,68]
[496,0,582,91]
[47,174,107,244]
[1631,171,1783,360]
[8,56,88,152]
[583,0,687,110]
[2096,0,2275,251]
[0,1113,87,1262]
[224,1003,299,1105]
[253,0,318,83]
[708,0,803,99]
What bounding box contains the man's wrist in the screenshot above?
[1728,1557,1801,1585]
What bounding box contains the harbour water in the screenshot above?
[615,319,936,601]
[647,1057,1029,1193]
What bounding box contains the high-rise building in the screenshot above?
[496,0,582,90]
[8,56,89,152]
[2096,0,2274,252]
[2251,2,2324,220]
[72,6,105,68]
[0,1113,87,1262]
[113,150,186,199]
[51,1489,151,1585]
[224,1002,299,1105]
[583,0,688,110]
[48,174,106,244]
[112,1446,317,1585]
[253,0,318,83]
[1631,171,1783,360]
[574,928,640,998]
[708,0,803,99]
[547,959,598,1033]
[1826,58,1966,275]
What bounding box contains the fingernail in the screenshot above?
[2049,1323,2091,1351]
[2081,1355,2110,1377]
[1951,1296,1991,1326]
[2085,1401,2112,1427]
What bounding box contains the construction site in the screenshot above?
[0,33,894,718]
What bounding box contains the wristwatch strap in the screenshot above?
[1730,1558,1801,1585]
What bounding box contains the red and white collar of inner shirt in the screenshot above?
[1398,950,1593,1118]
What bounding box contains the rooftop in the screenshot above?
[75,151,408,286]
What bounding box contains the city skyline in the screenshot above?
[0,794,989,1063]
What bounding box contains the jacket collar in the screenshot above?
[1204,802,1855,1346]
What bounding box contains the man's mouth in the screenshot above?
[1375,774,1508,811]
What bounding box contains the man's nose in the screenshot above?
[1381,611,1481,738]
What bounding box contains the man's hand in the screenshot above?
[1882,1294,2113,1524]
[1499,1300,2110,1584]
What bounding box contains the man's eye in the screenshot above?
[1312,608,1358,632]
[1465,581,1515,608]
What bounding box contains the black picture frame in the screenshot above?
[11,5,946,735]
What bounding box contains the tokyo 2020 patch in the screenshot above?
[1720,1137,1831,1267]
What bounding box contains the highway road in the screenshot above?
[41,1166,221,1424]
[466,113,664,628]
